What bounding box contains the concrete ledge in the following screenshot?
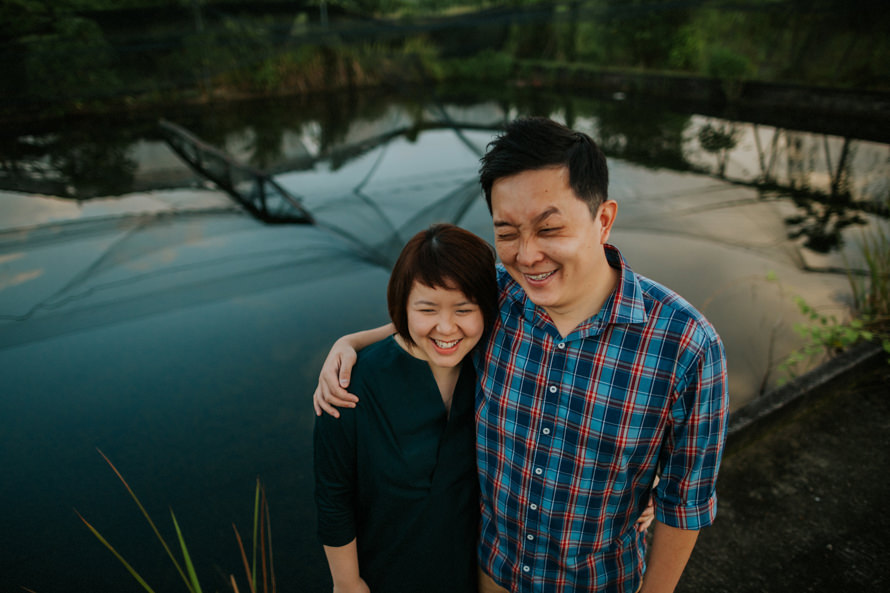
[726,341,884,449]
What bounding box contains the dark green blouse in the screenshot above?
[314,336,479,593]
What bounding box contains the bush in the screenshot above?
[23,16,120,104]
[441,49,514,82]
[706,46,752,80]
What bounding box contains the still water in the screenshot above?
[1,86,887,592]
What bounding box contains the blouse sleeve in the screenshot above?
[314,401,359,547]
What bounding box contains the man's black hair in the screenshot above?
[479,116,609,215]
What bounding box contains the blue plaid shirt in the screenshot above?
[475,245,728,592]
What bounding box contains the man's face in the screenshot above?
[491,166,614,321]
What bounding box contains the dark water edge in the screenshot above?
[519,64,890,144]
[4,65,890,143]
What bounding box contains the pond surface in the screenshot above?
[1,85,887,593]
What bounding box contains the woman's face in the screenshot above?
[405,280,485,372]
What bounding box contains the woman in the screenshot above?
[314,223,498,593]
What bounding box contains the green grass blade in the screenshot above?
[96,448,192,591]
[76,511,157,593]
[170,510,202,593]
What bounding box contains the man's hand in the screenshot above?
[313,338,360,417]
[312,324,395,417]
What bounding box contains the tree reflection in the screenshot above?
[782,136,867,253]
[751,129,876,253]
[784,189,867,253]
[684,118,886,254]
[697,122,741,177]
[3,88,886,258]
[0,119,138,198]
[515,91,691,171]
[597,100,690,171]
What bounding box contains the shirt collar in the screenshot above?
[602,244,648,327]
[500,244,648,338]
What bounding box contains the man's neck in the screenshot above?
[546,264,620,338]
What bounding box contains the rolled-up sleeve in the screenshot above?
[655,332,729,530]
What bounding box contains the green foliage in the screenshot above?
[705,46,752,81]
[4,0,890,117]
[780,224,890,380]
[848,224,890,321]
[400,35,444,80]
[705,45,752,101]
[667,24,704,71]
[22,15,120,103]
[171,512,204,593]
[441,49,514,82]
[777,296,876,381]
[572,21,606,63]
[0,0,52,40]
[592,0,695,69]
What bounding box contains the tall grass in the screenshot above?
[848,223,890,322]
[77,449,276,593]
[780,222,890,379]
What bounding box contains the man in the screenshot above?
[315,116,729,593]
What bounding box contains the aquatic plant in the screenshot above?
[777,296,878,380]
[779,224,890,379]
[848,224,890,322]
[77,449,276,593]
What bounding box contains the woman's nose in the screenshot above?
[436,313,456,333]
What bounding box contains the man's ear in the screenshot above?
[596,200,618,244]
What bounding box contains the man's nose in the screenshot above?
[516,236,542,266]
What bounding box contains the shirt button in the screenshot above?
[530,503,538,510]
[527,534,534,541]
[557,342,565,349]
[542,427,551,435]
[535,467,543,475]
[548,385,557,393]
[523,565,531,573]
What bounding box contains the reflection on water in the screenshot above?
[682,116,889,253]
[1,86,888,593]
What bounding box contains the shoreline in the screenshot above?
[4,68,889,143]
[518,64,890,143]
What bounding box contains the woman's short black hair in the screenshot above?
[388,224,498,346]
